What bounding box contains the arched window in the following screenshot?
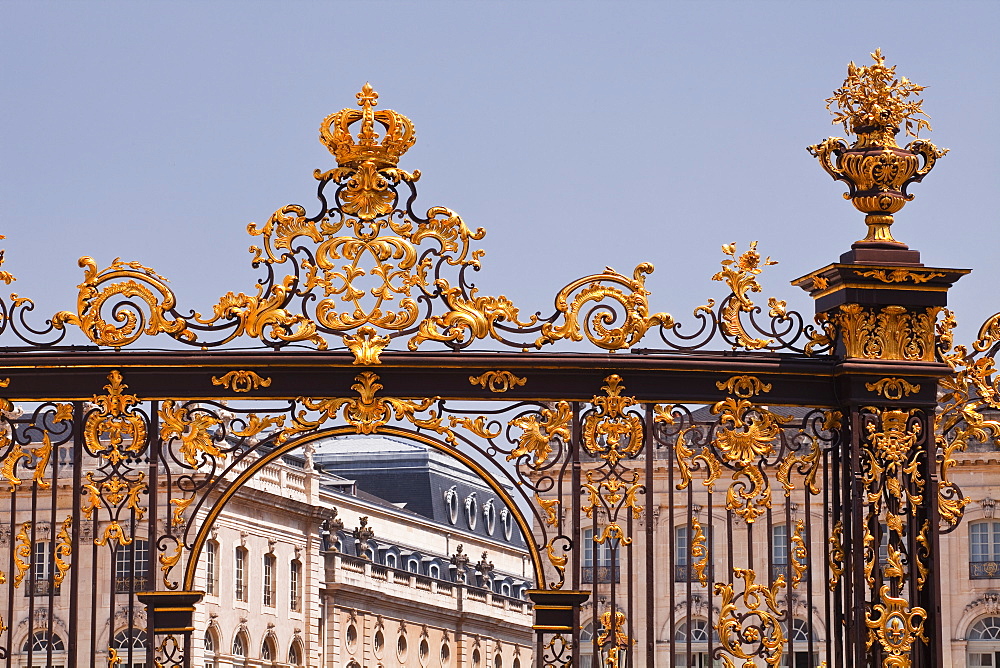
[429,563,441,579]
[444,486,459,524]
[674,619,712,643]
[494,652,503,668]
[465,493,478,530]
[971,521,1000,579]
[500,508,514,541]
[408,558,421,574]
[969,617,1000,668]
[204,629,217,653]
[386,553,398,569]
[23,630,65,652]
[483,499,497,536]
[288,639,303,665]
[233,630,248,656]
[472,648,482,668]
[113,629,148,668]
[261,635,276,660]
[673,620,714,668]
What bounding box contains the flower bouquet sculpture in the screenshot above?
[808,49,948,249]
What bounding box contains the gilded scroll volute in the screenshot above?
[807,49,947,246]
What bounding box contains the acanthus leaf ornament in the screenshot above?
[210,370,272,393]
[715,568,786,668]
[469,370,527,393]
[866,377,921,401]
[84,370,147,465]
[509,402,571,467]
[707,242,779,350]
[865,585,928,667]
[159,401,224,468]
[581,375,643,466]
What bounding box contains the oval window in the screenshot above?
[374,630,385,659]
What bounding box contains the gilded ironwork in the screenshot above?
[704,242,780,350]
[831,304,940,361]
[596,608,630,668]
[789,519,808,589]
[809,49,947,244]
[581,375,643,465]
[545,539,567,590]
[509,402,571,467]
[282,371,457,445]
[856,269,945,284]
[866,377,921,401]
[53,516,72,587]
[160,541,184,590]
[210,370,272,393]
[865,586,928,668]
[84,371,148,465]
[715,568,786,667]
[828,520,845,591]
[690,517,709,586]
[13,521,30,588]
[469,370,527,393]
[159,402,224,468]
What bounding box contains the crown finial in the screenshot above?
[808,50,948,250]
[319,84,415,168]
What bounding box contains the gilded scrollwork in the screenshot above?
[789,519,808,590]
[581,375,643,465]
[715,568,786,668]
[832,304,940,361]
[856,269,945,284]
[690,517,709,587]
[865,585,928,668]
[159,402,224,468]
[703,242,780,350]
[160,541,184,590]
[13,521,30,588]
[545,538,567,590]
[469,370,527,393]
[210,370,272,393]
[828,521,845,592]
[866,377,921,401]
[281,371,457,446]
[54,516,72,587]
[508,402,571,467]
[84,371,147,465]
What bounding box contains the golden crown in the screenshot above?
[319,83,416,168]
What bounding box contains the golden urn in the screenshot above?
[808,49,947,247]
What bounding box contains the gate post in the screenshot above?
[795,242,967,668]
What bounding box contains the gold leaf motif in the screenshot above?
[789,519,808,590]
[84,371,147,465]
[828,521,845,592]
[160,542,183,590]
[53,516,72,587]
[108,648,121,668]
[509,402,571,467]
[210,370,272,393]
[716,375,772,399]
[536,495,560,527]
[448,416,502,440]
[857,269,945,284]
[915,520,930,591]
[13,522,31,588]
[159,401,224,468]
[169,496,195,527]
[715,568,786,667]
[344,326,391,365]
[535,264,674,351]
[545,539,567,590]
[469,370,527,393]
[866,377,921,401]
[865,585,927,667]
[582,376,643,466]
[0,439,29,490]
[96,520,133,547]
[708,242,779,350]
[597,608,630,668]
[282,372,457,447]
[690,517,709,587]
[833,304,940,361]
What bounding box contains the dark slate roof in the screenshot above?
[311,435,526,547]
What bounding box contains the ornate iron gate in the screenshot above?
[0,52,991,667]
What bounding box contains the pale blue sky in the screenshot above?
[1,1,997,347]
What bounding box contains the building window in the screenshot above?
[440,642,451,667]
[674,526,711,583]
[386,553,397,569]
[419,638,430,665]
[968,617,1000,668]
[483,500,496,536]
[465,493,478,530]
[971,522,1000,578]
[346,624,358,653]
[205,541,218,596]
[397,634,408,662]
[429,563,441,579]
[408,558,421,574]
[263,553,276,607]
[22,630,66,652]
[772,524,789,579]
[112,628,147,668]
[27,541,58,597]
[673,620,715,668]
[114,540,149,593]
[445,487,459,524]
[374,630,385,658]
[261,636,276,661]
[288,640,303,666]
[494,653,503,668]
[233,630,248,657]
[290,559,302,611]
[204,629,216,654]
[472,648,481,668]
[500,508,514,541]
[582,528,619,583]
[235,547,248,602]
